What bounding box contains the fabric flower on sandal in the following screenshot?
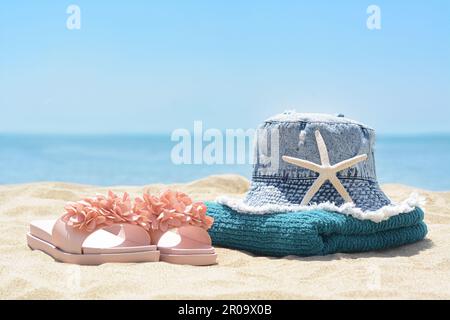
[134,190,214,232]
[62,191,148,232]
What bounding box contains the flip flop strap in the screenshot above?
[51,218,151,254]
[177,225,212,245]
[150,225,212,246]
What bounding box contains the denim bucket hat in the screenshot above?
[218,111,422,222]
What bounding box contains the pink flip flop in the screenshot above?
[150,226,217,266]
[27,191,159,265]
[134,190,217,266]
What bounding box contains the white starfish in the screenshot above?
[282,130,368,205]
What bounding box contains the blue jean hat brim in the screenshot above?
[217,176,424,223]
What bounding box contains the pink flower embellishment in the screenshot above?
[62,189,214,233]
[133,192,163,230]
[134,190,214,232]
[62,191,149,232]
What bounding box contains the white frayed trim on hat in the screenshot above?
[215,192,425,223]
[265,111,371,128]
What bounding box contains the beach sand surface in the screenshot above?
[0,175,449,299]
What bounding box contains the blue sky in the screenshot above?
[1,0,449,134]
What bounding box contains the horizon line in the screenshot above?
[1,131,450,137]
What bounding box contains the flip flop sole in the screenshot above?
[27,233,160,265]
[160,252,217,266]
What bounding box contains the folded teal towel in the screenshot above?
[206,202,427,257]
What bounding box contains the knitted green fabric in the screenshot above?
[206,202,427,257]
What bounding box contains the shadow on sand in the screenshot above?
[221,238,435,262]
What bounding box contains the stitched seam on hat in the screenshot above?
[251,175,378,183]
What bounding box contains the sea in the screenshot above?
[0,134,449,191]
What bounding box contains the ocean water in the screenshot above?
[0,134,449,190]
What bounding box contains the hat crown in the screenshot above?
[254,111,377,180]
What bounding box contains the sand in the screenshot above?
[0,174,449,299]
